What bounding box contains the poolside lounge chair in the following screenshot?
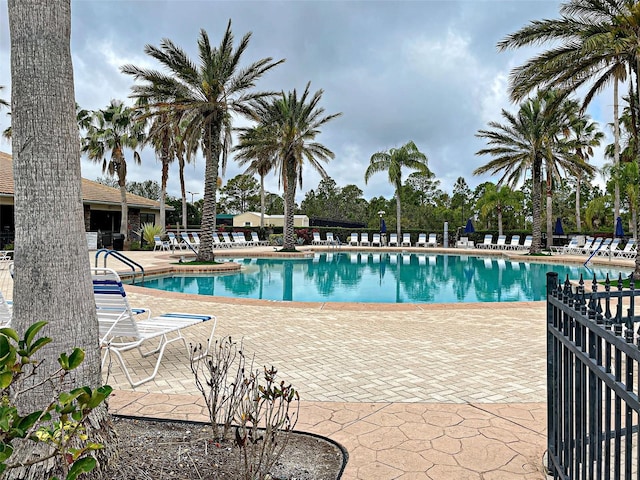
[426,233,438,247]
[583,237,603,255]
[212,233,230,249]
[233,232,251,247]
[491,235,507,249]
[360,232,370,246]
[416,233,428,247]
[477,234,493,249]
[167,232,185,251]
[517,235,533,251]
[348,233,359,246]
[505,235,520,250]
[0,290,11,326]
[326,232,337,245]
[180,232,198,252]
[615,239,637,258]
[153,236,170,252]
[221,232,236,248]
[371,233,381,247]
[388,233,399,247]
[312,232,325,246]
[551,237,578,254]
[191,232,201,248]
[593,238,612,256]
[92,267,217,387]
[597,238,621,256]
[577,237,594,254]
[250,231,269,246]
[401,233,412,247]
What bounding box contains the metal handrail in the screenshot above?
[94,249,145,284]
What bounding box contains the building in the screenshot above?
[0,151,167,248]
[232,212,310,228]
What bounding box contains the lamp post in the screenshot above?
[187,191,199,203]
[378,210,385,246]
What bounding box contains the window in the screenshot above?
[244,222,252,226]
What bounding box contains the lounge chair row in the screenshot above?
[551,237,637,258]
[154,231,269,252]
[342,232,439,247]
[475,234,532,251]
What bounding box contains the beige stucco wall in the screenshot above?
[233,212,309,228]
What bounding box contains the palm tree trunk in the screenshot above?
[178,154,187,230]
[197,122,220,262]
[497,207,503,236]
[613,78,620,232]
[283,157,297,250]
[118,165,128,241]
[575,174,581,233]
[159,141,170,228]
[530,157,543,254]
[395,190,402,239]
[546,170,553,250]
[8,0,112,476]
[260,174,265,228]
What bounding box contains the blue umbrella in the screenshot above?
[380,219,387,233]
[616,216,624,237]
[553,218,564,235]
[464,219,475,234]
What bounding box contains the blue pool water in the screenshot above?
[141,253,631,304]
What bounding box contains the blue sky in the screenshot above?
[0,0,612,202]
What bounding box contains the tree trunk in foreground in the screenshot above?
[9,0,113,477]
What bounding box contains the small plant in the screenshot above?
[0,322,112,480]
[190,337,299,480]
[137,223,165,246]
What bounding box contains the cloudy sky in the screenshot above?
[0,0,613,203]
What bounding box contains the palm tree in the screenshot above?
[174,117,198,230]
[81,99,144,242]
[144,110,175,228]
[122,21,284,261]
[235,82,341,250]
[365,141,429,238]
[475,94,562,254]
[475,183,521,236]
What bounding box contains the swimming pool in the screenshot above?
[140,253,632,304]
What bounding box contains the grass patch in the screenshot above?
[173,260,224,266]
[276,248,299,253]
[598,277,639,289]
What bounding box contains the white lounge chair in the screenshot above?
[577,237,594,254]
[551,237,578,254]
[250,232,269,246]
[312,232,324,245]
[426,233,438,247]
[593,238,612,256]
[191,232,201,248]
[597,238,621,256]
[360,232,370,246]
[416,233,428,247]
[477,234,493,249]
[371,233,381,247]
[401,233,412,247]
[153,236,170,252]
[233,232,251,247]
[92,267,217,387]
[616,239,637,258]
[221,232,236,248]
[583,237,603,255]
[180,232,198,252]
[491,235,507,249]
[0,290,11,326]
[506,235,520,250]
[326,232,337,245]
[518,235,533,251]
[456,236,474,248]
[167,232,185,251]
[348,233,359,246]
[388,233,399,247]
[213,233,230,249]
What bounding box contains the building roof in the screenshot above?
[0,151,165,210]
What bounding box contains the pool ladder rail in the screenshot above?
[94,249,145,285]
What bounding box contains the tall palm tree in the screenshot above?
[81,99,144,242]
[122,21,284,261]
[365,141,429,238]
[235,82,341,250]
[144,110,175,228]
[475,94,565,254]
[174,117,198,230]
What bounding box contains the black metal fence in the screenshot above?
[547,271,640,479]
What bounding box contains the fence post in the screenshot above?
[546,272,558,475]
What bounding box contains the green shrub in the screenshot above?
[137,223,165,246]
